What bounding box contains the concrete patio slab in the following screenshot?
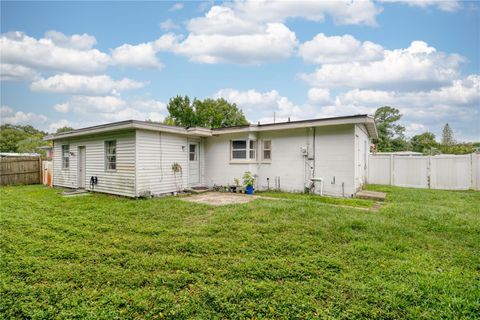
[181,192,257,206]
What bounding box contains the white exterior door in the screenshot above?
[188,143,200,186]
[78,146,86,188]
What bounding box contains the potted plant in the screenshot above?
[243,171,256,195]
[230,178,240,193]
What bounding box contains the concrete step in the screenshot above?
[356,190,386,201]
[62,188,90,197]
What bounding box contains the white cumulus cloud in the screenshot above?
[311,75,480,139]
[0,31,111,74]
[111,42,163,69]
[166,23,298,64]
[213,88,318,123]
[300,41,466,90]
[0,105,48,125]
[0,64,40,81]
[160,19,180,31]
[299,33,384,64]
[43,30,97,50]
[379,0,461,12]
[307,88,332,104]
[187,5,264,36]
[227,0,382,26]
[51,96,167,125]
[31,74,145,96]
[170,1,381,65]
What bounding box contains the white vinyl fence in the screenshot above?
[368,153,480,190]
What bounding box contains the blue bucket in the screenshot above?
[246,185,254,195]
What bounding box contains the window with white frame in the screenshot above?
[105,140,116,170]
[62,145,69,169]
[262,140,271,160]
[231,139,256,160]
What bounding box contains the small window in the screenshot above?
[249,140,257,160]
[105,140,116,170]
[232,140,247,159]
[62,145,69,169]
[231,140,257,160]
[263,140,271,160]
[189,144,197,161]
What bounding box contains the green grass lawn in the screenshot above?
[1,185,479,319]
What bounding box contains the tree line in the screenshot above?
[0,97,477,155]
[373,106,478,155]
[0,124,74,156]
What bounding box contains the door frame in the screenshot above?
[188,142,200,186]
[77,146,86,189]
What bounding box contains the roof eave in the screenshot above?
[44,121,213,141]
[213,115,378,138]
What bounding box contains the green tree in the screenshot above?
[391,137,411,152]
[165,96,248,128]
[56,126,74,134]
[439,143,476,155]
[441,123,455,146]
[166,96,197,127]
[0,125,27,152]
[0,124,49,155]
[373,106,407,152]
[410,132,439,154]
[162,116,176,126]
[195,98,248,128]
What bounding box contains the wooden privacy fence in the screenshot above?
[0,156,42,186]
[368,153,480,190]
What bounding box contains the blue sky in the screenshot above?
[1,0,479,141]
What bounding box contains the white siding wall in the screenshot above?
[314,125,356,197]
[204,133,259,187]
[354,124,370,191]
[53,131,136,197]
[256,128,310,192]
[52,125,363,197]
[136,130,191,196]
[204,125,357,197]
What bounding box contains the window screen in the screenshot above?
[232,140,247,159]
[263,140,271,160]
[189,144,197,161]
[105,140,116,170]
[249,140,257,160]
[62,145,69,169]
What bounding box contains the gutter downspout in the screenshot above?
[310,127,324,196]
[312,127,315,179]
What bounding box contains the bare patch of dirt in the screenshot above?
[181,192,257,206]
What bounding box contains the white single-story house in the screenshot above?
[45,114,377,198]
